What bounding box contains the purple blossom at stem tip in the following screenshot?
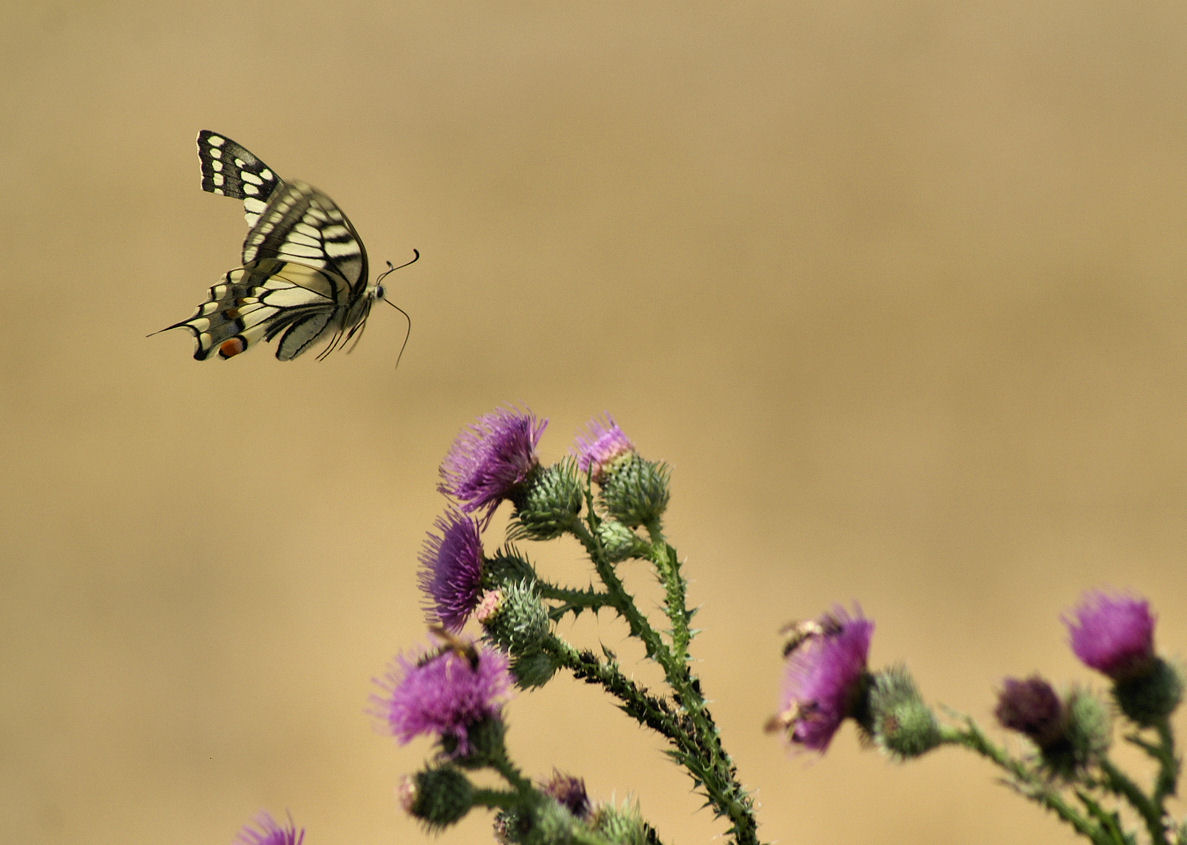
[372,635,513,758]
[573,414,635,483]
[775,605,873,752]
[1065,590,1156,681]
[438,407,547,524]
[233,812,304,845]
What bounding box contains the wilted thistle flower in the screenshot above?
[574,415,635,483]
[995,676,1067,750]
[996,677,1111,776]
[540,770,593,820]
[1066,591,1156,681]
[439,407,548,524]
[372,634,513,759]
[769,605,873,752]
[419,510,486,631]
[233,812,304,845]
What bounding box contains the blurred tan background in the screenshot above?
[4,2,1187,843]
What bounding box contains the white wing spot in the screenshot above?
[208,135,226,147]
[241,172,262,185]
[243,184,259,196]
[212,173,224,187]
[260,168,273,181]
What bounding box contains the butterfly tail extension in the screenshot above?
[160,268,277,360]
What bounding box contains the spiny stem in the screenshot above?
[940,720,1102,841]
[1099,756,1166,845]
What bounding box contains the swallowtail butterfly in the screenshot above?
[159,131,412,360]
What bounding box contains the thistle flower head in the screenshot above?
[995,675,1066,749]
[439,407,548,523]
[1065,591,1156,681]
[419,511,486,632]
[233,812,304,845]
[574,415,635,483]
[541,770,592,820]
[372,635,513,758]
[771,605,873,752]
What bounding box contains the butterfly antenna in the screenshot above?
[377,249,418,369]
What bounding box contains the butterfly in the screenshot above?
[158,130,414,361]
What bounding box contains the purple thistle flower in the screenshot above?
[372,635,513,757]
[573,415,635,483]
[439,407,548,523]
[233,812,304,845]
[774,605,873,752]
[419,511,485,632]
[1065,591,1156,681]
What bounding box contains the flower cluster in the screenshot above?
[218,403,1185,845]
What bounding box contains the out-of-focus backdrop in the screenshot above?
[4,3,1187,843]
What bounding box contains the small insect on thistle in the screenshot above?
[778,616,844,658]
[418,625,481,671]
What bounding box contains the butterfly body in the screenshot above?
[162,131,387,360]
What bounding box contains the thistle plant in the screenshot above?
[230,406,1185,844]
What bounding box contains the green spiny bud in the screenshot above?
[484,548,538,586]
[589,799,651,845]
[480,581,551,654]
[510,648,560,689]
[1065,687,1112,762]
[511,460,584,540]
[600,455,670,528]
[865,665,940,760]
[1113,657,1184,726]
[596,518,650,562]
[403,765,474,829]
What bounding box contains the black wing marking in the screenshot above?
[197,130,284,230]
[160,260,347,361]
[240,179,369,293]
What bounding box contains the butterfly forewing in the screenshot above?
[160,131,385,361]
[241,180,369,292]
[197,130,283,230]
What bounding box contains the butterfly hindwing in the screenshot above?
[163,260,347,361]
[159,131,388,361]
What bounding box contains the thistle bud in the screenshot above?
[510,460,584,540]
[403,765,474,829]
[865,665,940,760]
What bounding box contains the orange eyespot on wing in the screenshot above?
[219,337,248,358]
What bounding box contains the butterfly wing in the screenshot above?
[240,179,370,297]
[162,259,351,361]
[161,132,379,361]
[197,130,284,229]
